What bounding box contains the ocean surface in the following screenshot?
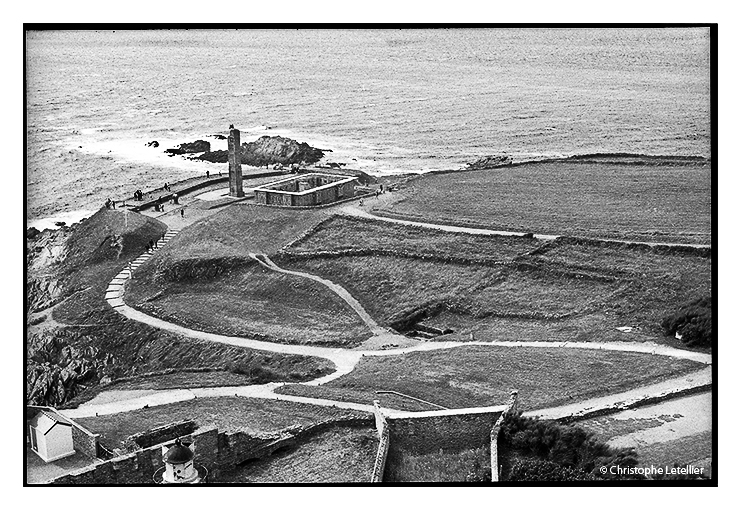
[25,28,711,230]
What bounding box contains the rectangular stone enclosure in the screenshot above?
[254,173,357,207]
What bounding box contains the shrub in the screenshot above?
[508,458,598,481]
[499,412,640,480]
[661,296,712,348]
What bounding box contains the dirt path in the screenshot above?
[342,206,711,250]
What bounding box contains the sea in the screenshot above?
[25,28,711,230]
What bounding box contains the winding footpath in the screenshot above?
[61,216,712,426]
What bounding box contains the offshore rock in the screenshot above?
[466,154,513,170]
[197,135,327,167]
[165,140,211,155]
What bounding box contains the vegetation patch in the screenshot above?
[126,261,372,347]
[218,425,378,483]
[280,222,710,346]
[499,413,639,481]
[276,345,704,412]
[385,445,490,482]
[284,214,541,264]
[75,396,371,451]
[661,297,712,348]
[375,156,711,245]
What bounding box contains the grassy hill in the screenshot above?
[277,345,705,412]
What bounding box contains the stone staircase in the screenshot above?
[105,229,180,309]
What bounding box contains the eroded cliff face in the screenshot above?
[196,135,326,166]
[27,227,72,313]
[27,330,113,406]
[26,208,169,407]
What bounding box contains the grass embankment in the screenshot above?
[219,425,378,483]
[385,446,489,482]
[277,345,704,412]
[126,206,371,346]
[75,396,371,451]
[27,208,333,408]
[375,156,711,245]
[281,215,710,346]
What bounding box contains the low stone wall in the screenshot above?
[131,172,284,212]
[124,420,197,450]
[373,392,519,482]
[370,401,390,483]
[50,417,374,484]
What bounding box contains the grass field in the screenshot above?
[219,425,378,483]
[276,345,705,412]
[127,262,372,347]
[75,396,371,450]
[287,214,542,263]
[282,215,710,345]
[375,156,711,244]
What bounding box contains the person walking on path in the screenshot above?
[180,208,185,219]
[206,170,210,178]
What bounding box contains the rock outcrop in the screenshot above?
[165,140,211,155]
[27,331,112,407]
[466,155,513,170]
[197,135,327,167]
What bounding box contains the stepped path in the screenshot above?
[66,208,712,426]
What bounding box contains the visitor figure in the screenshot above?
[180,208,185,219]
[173,193,179,205]
[206,170,210,178]
[111,199,116,209]
[149,240,154,252]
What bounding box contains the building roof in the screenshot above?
[164,439,194,464]
[29,410,72,435]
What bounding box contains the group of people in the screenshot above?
[104,198,116,209]
[133,189,144,201]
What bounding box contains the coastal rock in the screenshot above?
[466,154,513,170]
[197,135,327,167]
[165,140,211,155]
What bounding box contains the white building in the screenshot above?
[29,410,75,462]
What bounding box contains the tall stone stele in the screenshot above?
[228,124,244,197]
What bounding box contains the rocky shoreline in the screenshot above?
[159,134,329,167]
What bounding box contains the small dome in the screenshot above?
[164,439,194,464]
